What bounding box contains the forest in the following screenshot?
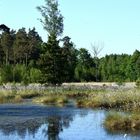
[0,0,140,85]
[0,26,139,84]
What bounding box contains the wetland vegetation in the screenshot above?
[0,83,140,135]
[0,0,140,138]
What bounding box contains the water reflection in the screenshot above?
[0,104,140,140]
[0,117,45,138]
[0,104,88,140]
[47,116,72,140]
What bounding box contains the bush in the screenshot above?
[0,64,42,84]
[29,68,42,83]
[136,79,140,88]
[0,65,13,83]
[13,64,27,82]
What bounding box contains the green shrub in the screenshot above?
[0,65,13,83]
[29,68,42,83]
[136,79,140,88]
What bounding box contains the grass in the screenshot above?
[0,90,23,103]
[0,89,40,103]
[0,84,140,134]
[76,89,140,111]
[33,95,68,105]
[0,86,140,111]
[1,85,140,133]
[18,90,41,99]
[104,112,140,132]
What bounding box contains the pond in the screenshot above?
[0,103,139,140]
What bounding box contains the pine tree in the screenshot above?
[39,35,62,84]
[28,27,42,65]
[13,28,28,64]
[0,30,15,65]
[61,36,77,82]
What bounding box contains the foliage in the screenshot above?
[75,48,95,82]
[136,78,140,88]
[0,30,15,65]
[37,0,63,37]
[29,68,42,83]
[39,35,63,85]
[0,0,140,84]
[0,65,13,83]
[61,36,78,82]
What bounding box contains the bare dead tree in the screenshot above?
[91,41,104,81]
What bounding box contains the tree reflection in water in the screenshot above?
[0,104,89,140]
[46,116,73,140]
[0,118,44,139]
[0,115,74,139]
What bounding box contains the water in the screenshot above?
[0,104,139,140]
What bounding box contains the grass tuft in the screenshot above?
[33,95,68,105]
[104,113,140,132]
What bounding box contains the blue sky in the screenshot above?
[0,0,140,57]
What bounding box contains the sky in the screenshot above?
[0,0,140,57]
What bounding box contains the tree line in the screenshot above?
[0,0,139,84]
[0,27,140,84]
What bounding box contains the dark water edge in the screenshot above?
[0,103,139,140]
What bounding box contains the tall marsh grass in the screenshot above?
[76,89,140,111]
[0,90,22,103]
[0,86,140,111]
[104,112,140,132]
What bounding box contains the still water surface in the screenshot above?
[0,103,139,140]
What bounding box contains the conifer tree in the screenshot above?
[39,35,62,84]
[37,0,64,84]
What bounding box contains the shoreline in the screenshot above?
[0,82,136,91]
